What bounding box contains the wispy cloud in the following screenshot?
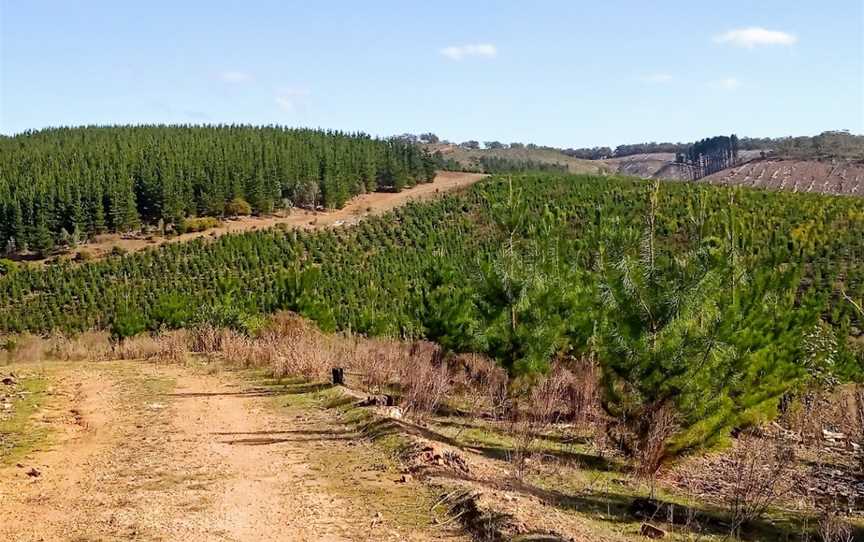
[219,70,253,83]
[275,88,310,113]
[642,73,674,83]
[715,77,742,91]
[184,110,211,121]
[714,27,797,48]
[440,43,497,61]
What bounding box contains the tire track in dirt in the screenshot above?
[0,363,120,540]
[0,362,465,541]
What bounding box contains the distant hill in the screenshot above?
[425,132,864,197]
[701,158,864,196]
[606,150,766,180]
[426,143,610,174]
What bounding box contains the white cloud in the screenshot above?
[716,77,742,91]
[219,71,253,83]
[714,27,797,48]
[642,73,674,83]
[275,88,310,113]
[440,43,497,61]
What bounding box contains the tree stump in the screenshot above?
[640,523,666,539]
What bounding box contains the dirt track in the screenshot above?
[0,362,464,541]
[66,171,486,260]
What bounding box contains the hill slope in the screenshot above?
[428,143,610,174]
[699,158,864,196]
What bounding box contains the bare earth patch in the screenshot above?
[0,362,466,541]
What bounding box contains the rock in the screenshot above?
[359,394,394,407]
[640,523,666,539]
[25,467,41,478]
[382,406,403,419]
[823,429,846,440]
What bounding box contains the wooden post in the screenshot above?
[331,367,344,386]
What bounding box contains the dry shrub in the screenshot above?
[782,387,858,447]
[113,334,164,360]
[47,331,112,361]
[265,314,332,379]
[508,367,572,479]
[345,338,404,393]
[399,342,451,417]
[148,331,188,364]
[724,430,795,538]
[559,357,602,425]
[818,509,855,542]
[213,313,334,379]
[852,385,864,473]
[189,324,227,354]
[634,404,679,497]
[456,353,509,417]
[0,333,48,364]
[219,330,253,365]
[783,391,828,445]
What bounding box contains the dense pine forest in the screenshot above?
[0,125,435,254]
[1,173,863,452]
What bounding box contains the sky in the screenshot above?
[1,0,862,148]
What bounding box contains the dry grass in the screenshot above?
[4,314,863,540]
[398,343,450,417]
[724,430,796,538]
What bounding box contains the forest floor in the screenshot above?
[0,361,468,541]
[44,171,486,262]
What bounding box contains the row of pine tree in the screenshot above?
[0,125,437,254]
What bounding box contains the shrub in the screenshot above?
[0,258,18,276]
[724,430,795,538]
[74,250,94,262]
[110,307,147,343]
[225,197,252,217]
[182,216,221,233]
[399,343,450,417]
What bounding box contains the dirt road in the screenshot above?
[66,171,487,260]
[0,362,465,541]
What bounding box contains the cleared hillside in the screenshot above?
[702,158,864,196]
[605,150,765,180]
[428,143,610,174]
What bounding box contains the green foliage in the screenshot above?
[74,250,94,262]
[0,125,434,252]
[0,259,18,276]
[0,173,862,455]
[110,306,147,342]
[150,293,195,330]
[181,216,221,233]
[224,197,252,217]
[192,295,265,335]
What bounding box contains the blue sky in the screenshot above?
[1,0,861,147]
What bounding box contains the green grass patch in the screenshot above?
[0,375,49,465]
